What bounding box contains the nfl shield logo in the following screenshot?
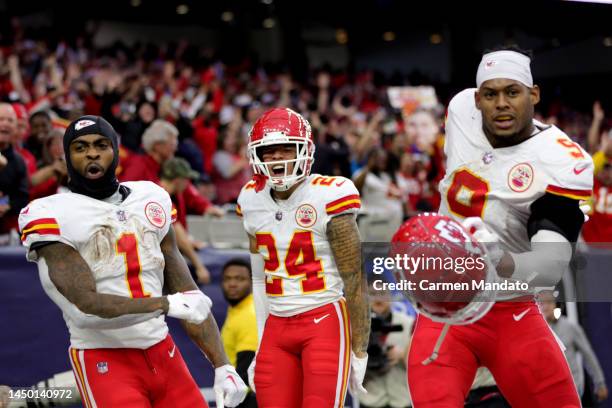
[275,211,283,221]
[97,362,108,374]
[116,210,127,222]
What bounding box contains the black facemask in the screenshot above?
[63,115,120,199]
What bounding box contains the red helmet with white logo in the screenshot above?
[390,212,497,325]
[247,107,315,191]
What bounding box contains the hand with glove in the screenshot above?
[166,290,212,324]
[214,364,248,408]
[349,351,368,395]
[247,358,256,392]
[461,217,504,267]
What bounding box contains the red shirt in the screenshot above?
[582,179,612,243]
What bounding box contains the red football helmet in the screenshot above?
[247,107,315,191]
[390,212,497,325]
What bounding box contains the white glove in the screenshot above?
[579,202,591,222]
[214,364,248,408]
[461,217,504,267]
[166,290,212,324]
[247,358,256,392]
[349,351,368,395]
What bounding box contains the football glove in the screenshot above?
[214,364,248,408]
[247,358,256,392]
[462,217,504,268]
[166,290,212,324]
[349,351,368,395]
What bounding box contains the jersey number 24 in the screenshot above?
[256,231,326,296]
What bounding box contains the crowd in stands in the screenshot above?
[0,33,610,246]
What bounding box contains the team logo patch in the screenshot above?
[145,201,166,228]
[484,60,497,69]
[507,163,534,193]
[295,204,317,228]
[97,362,108,374]
[75,119,95,131]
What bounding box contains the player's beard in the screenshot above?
[66,156,120,199]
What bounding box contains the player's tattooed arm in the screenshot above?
[39,242,169,318]
[161,226,230,368]
[327,213,370,357]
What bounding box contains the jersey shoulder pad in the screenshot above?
[311,175,361,216]
[447,88,477,117]
[123,180,167,199]
[18,195,73,259]
[237,180,260,216]
[445,88,479,154]
[537,127,593,201]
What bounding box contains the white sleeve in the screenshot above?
[250,253,269,345]
[18,198,76,262]
[509,229,572,287]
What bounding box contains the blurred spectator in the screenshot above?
[396,153,424,218]
[121,101,157,153]
[160,158,211,284]
[539,292,608,402]
[353,147,404,233]
[26,110,53,161]
[404,108,445,210]
[311,114,352,178]
[29,129,68,199]
[212,126,250,205]
[0,103,29,234]
[582,101,612,243]
[359,290,413,408]
[192,103,220,175]
[119,119,222,229]
[220,258,258,408]
[120,119,178,182]
[10,103,37,177]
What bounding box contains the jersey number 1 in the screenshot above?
[116,233,150,298]
[256,231,326,296]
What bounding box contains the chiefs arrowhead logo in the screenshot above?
[75,119,96,131]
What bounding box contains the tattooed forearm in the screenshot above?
[162,226,230,367]
[327,213,370,355]
[182,316,230,368]
[40,243,168,318]
[161,226,199,293]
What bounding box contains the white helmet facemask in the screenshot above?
[247,132,315,192]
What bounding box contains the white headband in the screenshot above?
[476,50,533,88]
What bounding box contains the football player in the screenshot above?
[19,116,247,408]
[404,46,592,407]
[237,108,370,407]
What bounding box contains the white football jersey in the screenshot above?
[439,89,593,297]
[237,174,361,317]
[19,181,174,349]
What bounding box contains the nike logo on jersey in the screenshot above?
[573,163,589,175]
[314,314,330,324]
[513,308,530,321]
[168,345,176,358]
[335,180,346,187]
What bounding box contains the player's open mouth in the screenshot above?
[493,115,514,129]
[271,164,285,176]
[85,163,105,179]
